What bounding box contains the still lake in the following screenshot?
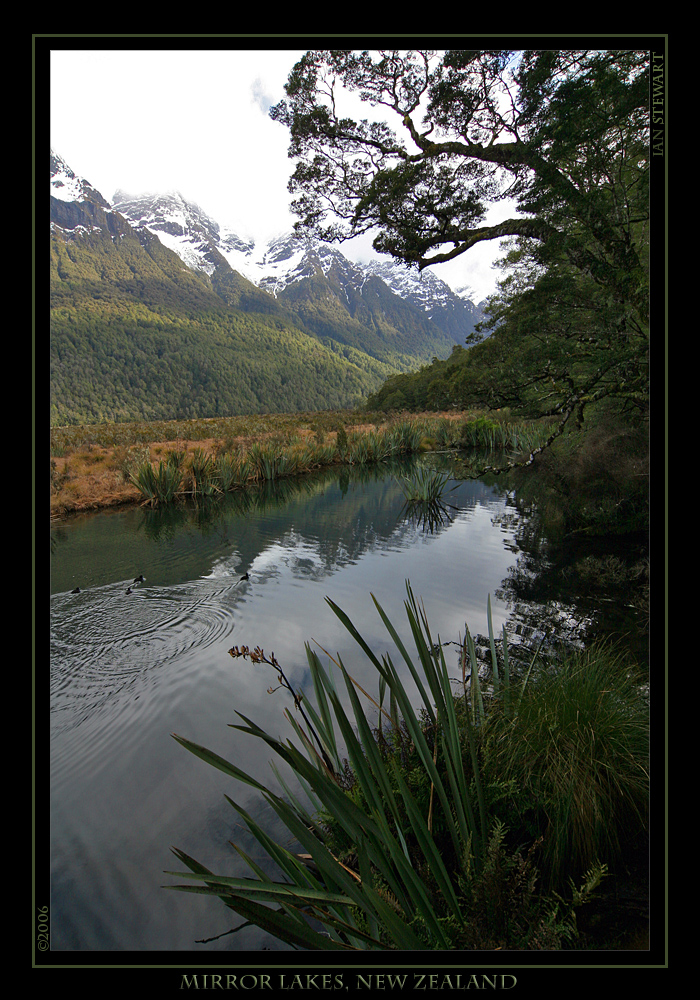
[47,455,588,954]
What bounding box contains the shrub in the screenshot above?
[116,444,151,483]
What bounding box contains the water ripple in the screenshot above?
[50,577,240,736]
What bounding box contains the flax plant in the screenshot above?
[167,583,620,949]
[397,465,457,504]
[188,448,218,497]
[167,582,489,950]
[396,465,459,533]
[129,459,183,506]
[387,419,426,454]
[215,453,242,493]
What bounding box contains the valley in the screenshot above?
[50,152,484,426]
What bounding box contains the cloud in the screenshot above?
[251,77,274,115]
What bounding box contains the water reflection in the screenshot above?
[398,498,459,534]
[46,454,634,953]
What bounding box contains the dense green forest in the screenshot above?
[49,223,398,424]
[365,344,470,412]
[49,196,462,425]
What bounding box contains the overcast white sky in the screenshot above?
[50,47,508,302]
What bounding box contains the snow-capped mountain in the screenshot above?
[49,151,485,423]
[50,150,127,236]
[108,186,484,342]
[111,189,256,277]
[51,151,111,210]
[255,232,370,296]
[110,191,362,292]
[361,259,485,343]
[50,153,484,337]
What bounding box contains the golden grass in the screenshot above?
[49,411,440,517]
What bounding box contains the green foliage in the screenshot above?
[449,820,606,950]
[272,50,648,297]
[165,583,638,950]
[274,49,649,467]
[365,347,470,413]
[480,640,649,887]
[129,459,183,506]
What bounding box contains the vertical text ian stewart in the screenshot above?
[652,51,664,156]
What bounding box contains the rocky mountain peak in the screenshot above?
[50,150,126,235]
[51,155,484,346]
[51,150,111,210]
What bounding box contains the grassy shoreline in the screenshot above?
[49,410,379,517]
[50,409,550,518]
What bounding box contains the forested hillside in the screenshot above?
[49,210,398,424]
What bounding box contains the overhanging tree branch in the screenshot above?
[272,48,650,444]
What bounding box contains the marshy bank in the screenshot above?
[49,409,553,517]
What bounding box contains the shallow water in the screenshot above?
[45,458,580,954]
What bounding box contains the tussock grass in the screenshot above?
[397,465,456,504]
[129,459,183,507]
[480,641,649,886]
[459,415,552,453]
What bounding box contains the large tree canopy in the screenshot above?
[271,48,650,435]
[270,50,649,306]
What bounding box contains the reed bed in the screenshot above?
[51,410,555,511]
[127,416,439,505]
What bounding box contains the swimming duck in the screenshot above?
[126,587,133,595]
[133,575,146,583]
[71,587,81,594]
